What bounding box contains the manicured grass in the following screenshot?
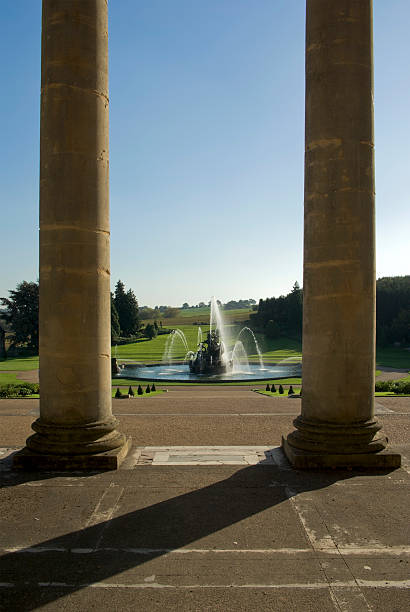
[112,377,302,387]
[113,324,211,362]
[0,356,39,371]
[113,325,302,363]
[376,347,410,369]
[0,372,25,385]
[111,388,163,398]
[250,336,302,362]
[256,387,301,398]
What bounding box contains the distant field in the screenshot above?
[145,307,254,327]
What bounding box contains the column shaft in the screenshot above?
[283,0,400,468]
[15,0,129,469]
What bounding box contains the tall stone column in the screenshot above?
[283,0,400,468]
[15,0,130,469]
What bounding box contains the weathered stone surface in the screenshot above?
[282,436,401,470]
[284,0,399,466]
[13,437,131,471]
[20,0,127,466]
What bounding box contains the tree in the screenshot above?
[144,323,157,340]
[163,307,179,318]
[113,280,140,336]
[0,324,6,358]
[111,293,121,341]
[265,320,281,339]
[182,302,189,309]
[279,384,284,394]
[0,281,39,352]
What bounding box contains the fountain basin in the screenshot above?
[115,362,302,383]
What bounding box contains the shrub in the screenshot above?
[271,384,276,393]
[146,384,151,394]
[279,385,284,394]
[0,383,40,398]
[137,385,143,395]
[151,383,156,392]
[265,384,270,391]
[128,386,134,396]
[115,387,122,398]
[392,381,410,395]
[375,380,394,392]
[288,385,294,395]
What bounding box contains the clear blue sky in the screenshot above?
[1,1,409,307]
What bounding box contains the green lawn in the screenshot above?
[113,325,302,363]
[0,372,25,385]
[113,324,211,362]
[256,387,301,398]
[0,356,39,371]
[112,376,303,387]
[376,347,410,369]
[111,388,163,398]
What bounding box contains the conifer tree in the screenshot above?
[114,280,140,337]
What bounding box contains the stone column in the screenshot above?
[282,0,400,468]
[15,0,130,469]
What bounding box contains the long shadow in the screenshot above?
[0,460,395,611]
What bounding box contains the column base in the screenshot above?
[282,436,401,470]
[13,437,131,471]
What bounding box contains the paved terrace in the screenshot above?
[0,386,409,611]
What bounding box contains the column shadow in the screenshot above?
[0,458,397,611]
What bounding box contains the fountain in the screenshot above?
[115,297,302,382]
[189,329,231,374]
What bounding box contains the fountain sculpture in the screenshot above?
[189,329,232,374]
[114,297,302,383]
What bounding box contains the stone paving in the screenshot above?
[0,386,409,611]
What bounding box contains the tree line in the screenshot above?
[250,276,410,346]
[1,276,408,355]
[180,299,256,310]
[250,282,303,339]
